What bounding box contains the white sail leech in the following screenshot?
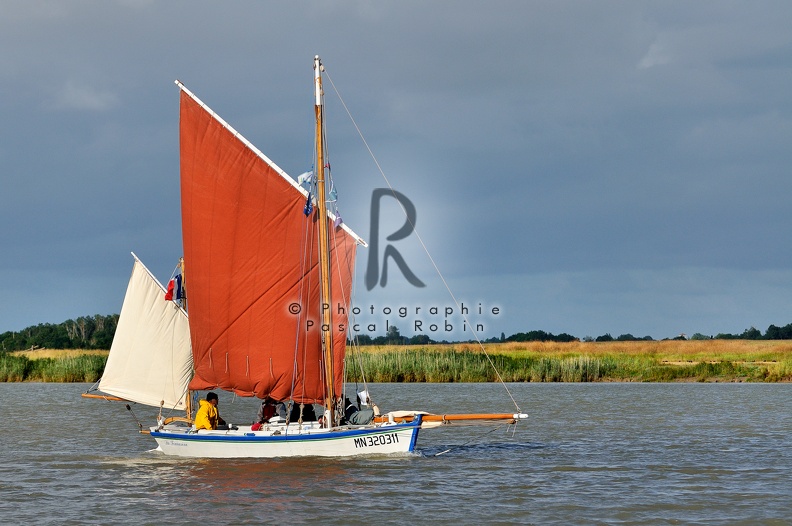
[98,254,192,410]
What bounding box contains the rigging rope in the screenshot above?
[324,68,521,413]
[290,153,318,418]
[330,196,371,405]
[321,73,374,409]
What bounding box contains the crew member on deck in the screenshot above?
[257,398,277,423]
[194,392,226,430]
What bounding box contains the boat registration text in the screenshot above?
[353,433,400,448]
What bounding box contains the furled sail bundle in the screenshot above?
[178,85,360,403]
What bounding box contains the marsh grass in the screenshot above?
[11,349,108,360]
[348,340,792,382]
[1,351,106,382]
[0,353,29,382]
[3,341,792,382]
[349,351,630,383]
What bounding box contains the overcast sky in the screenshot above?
[2,1,791,340]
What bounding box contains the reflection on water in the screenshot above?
[2,382,791,524]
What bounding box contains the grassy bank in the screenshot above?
[346,340,792,382]
[3,341,792,382]
[1,350,107,382]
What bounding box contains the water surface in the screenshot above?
[2,382,790,524]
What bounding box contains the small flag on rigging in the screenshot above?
[164,274,183,301]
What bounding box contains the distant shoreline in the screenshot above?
[3,340,792,383]
[344,340,792,383]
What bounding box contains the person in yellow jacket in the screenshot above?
[194,392,226,430]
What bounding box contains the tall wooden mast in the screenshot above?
[314,56,335,427]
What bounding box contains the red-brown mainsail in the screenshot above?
[178,87,358,404]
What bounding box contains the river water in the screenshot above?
[2,382,790,525]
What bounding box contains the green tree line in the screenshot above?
[351,323,792,345]
[2,316,792,352]
[0,315,119,351]
[706,324,792,340]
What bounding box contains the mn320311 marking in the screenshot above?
[354,433,400,448]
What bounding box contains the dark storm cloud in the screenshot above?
[1,1,790,338]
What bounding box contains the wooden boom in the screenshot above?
[81,393,127,402]
[375,412,528,425]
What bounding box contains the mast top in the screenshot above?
[314,56,323,107]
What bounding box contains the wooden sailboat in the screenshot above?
[85,56,526,458]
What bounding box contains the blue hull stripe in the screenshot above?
[152,418,421,449]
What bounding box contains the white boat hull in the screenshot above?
[150,418,422,458]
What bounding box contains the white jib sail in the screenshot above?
[99,255,192,410]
